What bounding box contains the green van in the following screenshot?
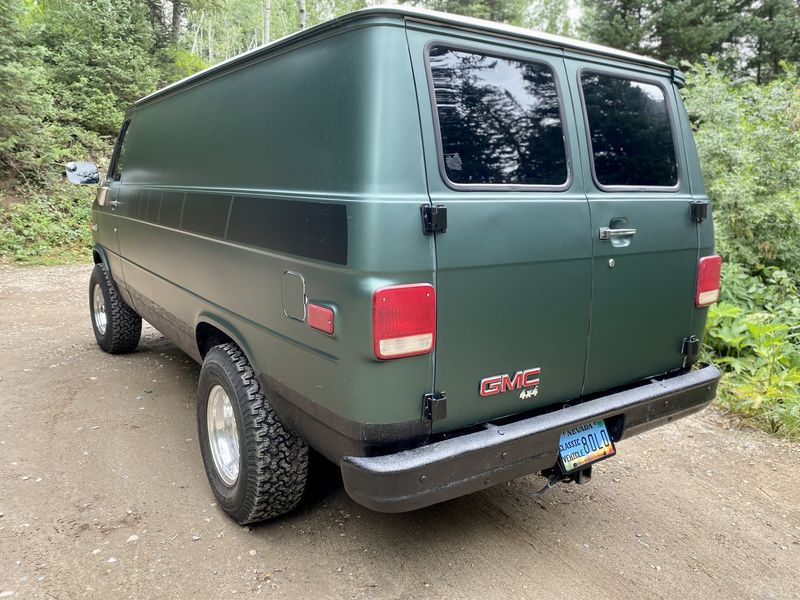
[69,7,722,523]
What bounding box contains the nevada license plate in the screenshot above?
[558,420,616,473]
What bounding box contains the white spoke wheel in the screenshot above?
[197,343,308,524]
[206,385,241,486]
[88,263,142,354]
[92,282,107,335]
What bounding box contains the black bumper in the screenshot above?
[340,364,721,513]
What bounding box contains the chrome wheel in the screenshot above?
[92,283,107,335]
[207,384,240,486]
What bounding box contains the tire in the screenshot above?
[89,263,142,354]
[197,343,308,524]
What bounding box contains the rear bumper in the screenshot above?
[340,364,721,513]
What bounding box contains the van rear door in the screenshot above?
[406,31,592,432]
[564,59,699,395]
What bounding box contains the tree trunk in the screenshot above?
[171,0,183,46]
[297,0,307,30]
[208,23,214,62]
[192,11,204,54]
[263,0,271,44]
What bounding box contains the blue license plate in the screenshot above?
[558,420,616,473]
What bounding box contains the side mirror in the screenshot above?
[65,161,100,185]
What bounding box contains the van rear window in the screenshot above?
[428,46,568,187]
[580,73,678,188]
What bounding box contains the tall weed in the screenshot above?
[704,265,800,439]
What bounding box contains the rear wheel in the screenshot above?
[89,263,141,354]
[197,343,308,524]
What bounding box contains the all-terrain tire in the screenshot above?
[89,263,142,354]
[197,343,308,524]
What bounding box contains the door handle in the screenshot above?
[599,227,637,240]
[109,199,119,208]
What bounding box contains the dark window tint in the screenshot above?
[110,121,131,181]
[580,73,678,187]
[429,47,568,186]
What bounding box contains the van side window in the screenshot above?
[428,46,568,187]
[109,121,131,181]
[580,73,678,188]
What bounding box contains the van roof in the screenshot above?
[136,6,675,107]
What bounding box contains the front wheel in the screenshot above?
[197,343,308,524]
[89,263,141,354]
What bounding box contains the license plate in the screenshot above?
[558,420,616,473]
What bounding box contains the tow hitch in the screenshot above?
[526,465,593,498]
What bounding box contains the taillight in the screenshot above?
[372,283,436,359]
[696,255,722,307]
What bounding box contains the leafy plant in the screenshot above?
[703,265,800,439]
[0,182,94,263]
[683,61,800,282]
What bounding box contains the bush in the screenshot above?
[684,62,800,439]
[0,182,94,263]
[704,264,800,439]
[683,61,800,281]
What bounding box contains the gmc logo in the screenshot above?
[480,367,541,397]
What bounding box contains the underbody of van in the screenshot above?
[85,7,721,521]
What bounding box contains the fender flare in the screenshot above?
[194,312,257,369]
[92,244,111,273]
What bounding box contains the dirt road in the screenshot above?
[1,264,798,599]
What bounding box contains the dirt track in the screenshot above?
[1,264,799,599]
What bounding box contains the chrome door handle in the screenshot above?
[599,227,637,240]
[109,199,119,208]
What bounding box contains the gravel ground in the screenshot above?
[0,264,798,600]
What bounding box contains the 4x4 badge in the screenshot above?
[480,367,541,397]
[519,387,538,400]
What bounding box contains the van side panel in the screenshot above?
[114,21,436,454]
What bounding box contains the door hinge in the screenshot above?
[421,204,447,235]
[423,392,447,421]
[681,335,700,367]
[689,200,709,222]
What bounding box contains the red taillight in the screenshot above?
[308,303,334,335]
[696,255,722,307]
[372,283,436,359]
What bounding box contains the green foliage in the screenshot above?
[525,0,578,36]
[0,0,61,183]
[37,0,162,137]
[703,265,800,439]
[580,0,800,83]
[683,61,800,280]
[159,47,208,84]
[0,183,94,263]
[580,0,654,55]
[747,0,800,84]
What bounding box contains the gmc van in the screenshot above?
[68,7,722,524]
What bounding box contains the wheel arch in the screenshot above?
[195,314,256,367]
[92,245,110,271]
